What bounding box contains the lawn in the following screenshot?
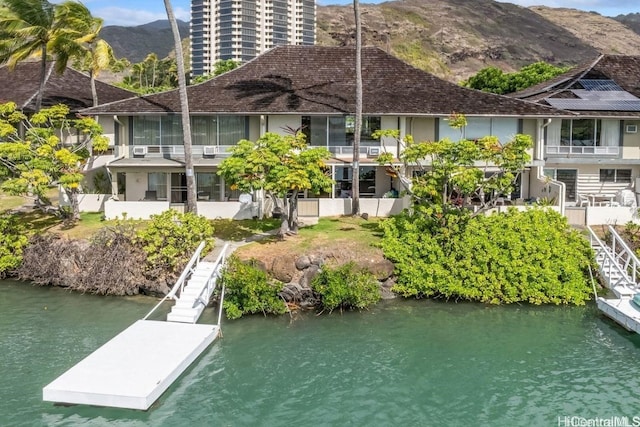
[234,216,385,263]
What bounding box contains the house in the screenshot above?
[82,45,570,220]
[511,55,640,224]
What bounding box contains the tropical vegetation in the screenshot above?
[0,102,109,220]
[218,131,334,233]
[461,61,570,94]
[220,255,287,319]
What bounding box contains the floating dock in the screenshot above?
[43,242,229,410]
[597,297,640,334]
[43,320,219,410]
[588,226,640,335]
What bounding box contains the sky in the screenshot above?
[81,0,639,27]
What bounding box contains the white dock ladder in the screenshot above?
[587,225,640,298]
[144,241,229,324]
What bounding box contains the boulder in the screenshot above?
[357,258,395,281]
[295,255,312,270]
[300,264,320,288]
[270,254,298,283]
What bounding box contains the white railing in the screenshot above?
[143,241,207,320]
[607,225,640,284]
[546,145,619,156]
[587,226,635,290]
[193,243,229,310]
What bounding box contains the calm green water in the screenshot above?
[2,280,640,426]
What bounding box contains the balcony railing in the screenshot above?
[546,145,620,156]
[129,145,388,159]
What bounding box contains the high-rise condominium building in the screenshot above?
[190,0,316,76]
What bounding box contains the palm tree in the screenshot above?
[351,0,363,216]
[164,0,197,213]
[0,0,56,111]
[50,1,115,106]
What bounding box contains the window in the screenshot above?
[196,172,222,201]
[190,116,248,146]
[600,169,631,183]
[302,115,381,147]
[561,119,600,147]
[148,172,167,200]
[438,117,518,143]
[132,116,181,146]
[334,166,376,198]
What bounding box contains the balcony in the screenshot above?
[545,145,620,157]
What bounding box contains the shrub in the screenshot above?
[381,208,594,305]
[0,213,28,277]
[136,209,214,274]
[220,255,287,319]
[311,262,381,312]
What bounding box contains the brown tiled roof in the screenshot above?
[84,46,565,117]
[512,55,640,118]
[0,61,135,112]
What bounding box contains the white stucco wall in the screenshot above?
[197,202,258,220]
[586,206,640,226]
[104,200,171,220]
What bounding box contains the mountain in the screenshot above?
[614,13,640,34]
[99,1,640,82]
[317,0,640,82]
[101,20,190,63]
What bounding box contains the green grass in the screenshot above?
[296,216,383,250]
[0,193,26,212]
[212,218,281,241]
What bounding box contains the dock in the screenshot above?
[588,226,640,334]
[43,320,219,410]
[43,242,229,410]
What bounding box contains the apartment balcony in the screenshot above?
[545,145,620,157]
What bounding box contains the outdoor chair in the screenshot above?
[577,194,590,207]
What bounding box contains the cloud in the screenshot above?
[94,7,190,27]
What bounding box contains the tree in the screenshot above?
[0,102,109,220]
[351,0,362,216]
[51,1,117,106]
[217,132,334,234]
[164,0,197,213]
[190,59,239,85]
[0,0,56,111]
[462,61,570,94]
[375,113,532,217]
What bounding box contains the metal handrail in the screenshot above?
[192,243,229,311]
[587,227,633,290]
[143,241,207,321]
[607,225,640,284]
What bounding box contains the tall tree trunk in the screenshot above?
[36,44,47,112]
[351,0,362,216]
[90,69,98,107]
[164,0,197,213]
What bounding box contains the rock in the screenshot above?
[295,255,311,270]
[309,254,324,266]
[270,254,298,283]
[300,264,320,288]
[361,212,369,220]
[357,258,395,281]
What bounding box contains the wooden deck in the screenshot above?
[43,320,219,410]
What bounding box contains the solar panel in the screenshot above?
[579,79,623,91]
[572,90,639,101]
[546,98,640,111]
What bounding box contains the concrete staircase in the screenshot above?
[167,261,221,323]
